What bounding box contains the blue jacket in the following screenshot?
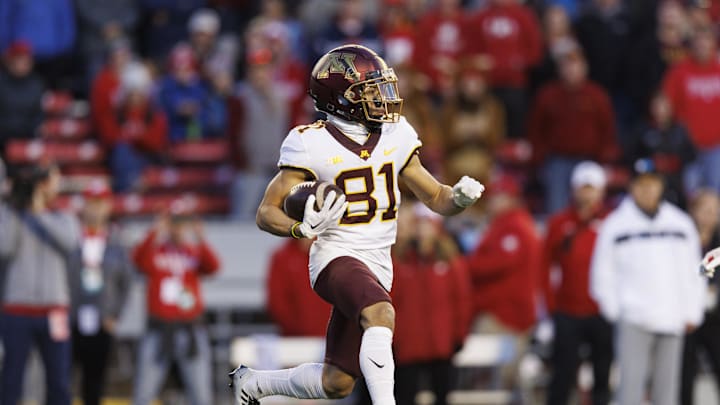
[159,75,212,142]
[0,0,76,59]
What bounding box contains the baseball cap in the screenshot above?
[83,180,112,200]
[120,62,152,93]
[487,173,521,198]
[571,161,607,189]
[4,40,32,58]
[632,157,661,178]
[188,8,220,34]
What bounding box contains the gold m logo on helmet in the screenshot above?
[316,53,360,80]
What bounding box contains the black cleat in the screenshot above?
[229,365,260,405]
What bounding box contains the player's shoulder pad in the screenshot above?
[290,120,328,136]
[383,115,421,141]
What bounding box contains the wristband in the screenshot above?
[290,222,303,239]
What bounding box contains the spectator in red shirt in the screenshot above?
[379,0,415,68]
[392,203,472,405]
[466,173,541,393]
[266,238,331,337]
[663,27,720,193]
[528,43,618,214]
[542,161,613,405]
[131,207,220,405]
[97,61,168,192]
[91,38,133,138]
[244,17,310,127]
[465,0,543,138]
[411,0,466,96]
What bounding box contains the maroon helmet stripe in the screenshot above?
[325,122,380,160]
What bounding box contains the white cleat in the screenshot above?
[229,365,260,405]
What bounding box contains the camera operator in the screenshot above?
[0,163,80,405]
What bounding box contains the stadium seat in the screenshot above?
[141,166,233,190]
[42,91,90,118]
[6,140,105,164]
[39,118,92,140]
[60,173,111,194]
[169,139,230,164]
[54,192,230,217]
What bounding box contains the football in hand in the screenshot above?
[283,181,345,222]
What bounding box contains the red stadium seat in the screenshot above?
[53,193,230,217]
[169,140,230,164]
[60,173,111,194]
[40,118,92,140]
[42,91,74,114]
[42,91,91,118]
[6,140,105,164]
[112,193,230,216]
[141,166,233,190]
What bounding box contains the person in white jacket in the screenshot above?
[590,160,706,405]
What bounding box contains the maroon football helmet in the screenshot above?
[309,44,403,128]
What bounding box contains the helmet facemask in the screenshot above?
[344,68,403,124]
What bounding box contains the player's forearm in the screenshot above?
[425,184,465,216]
[256,204,297,237]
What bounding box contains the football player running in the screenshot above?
[230,44,484,405]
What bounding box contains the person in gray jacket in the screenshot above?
[69,181,132,405]
[0,164,80,405]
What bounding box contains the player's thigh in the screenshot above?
[314,256,391,326]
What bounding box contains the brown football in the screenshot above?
[283,181,345,222]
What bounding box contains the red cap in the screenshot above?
[247,48,273,66]
[487,173,521,198]
[83,180,112,200]
[4,40,32,58]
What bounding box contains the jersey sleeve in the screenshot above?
[397,116,423,172]
[277,129,318,179]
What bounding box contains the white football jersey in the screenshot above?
[277,116,422,290]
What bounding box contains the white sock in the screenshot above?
[359,326,396,405]
[247,363,328,399]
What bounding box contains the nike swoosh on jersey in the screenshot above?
[368,358,385,368]
[384,147,398,156]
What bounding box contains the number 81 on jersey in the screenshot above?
[335,162,397,225]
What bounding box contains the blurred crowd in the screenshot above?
[0,165,222,405]
[2,0,720,404]
[1,0,720,216]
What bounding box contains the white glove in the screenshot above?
[452,175,485,208]
[297,191,347,239]
[701,247,720,278]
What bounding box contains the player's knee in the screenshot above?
[322,366,356,399]
[360,301,395,331]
